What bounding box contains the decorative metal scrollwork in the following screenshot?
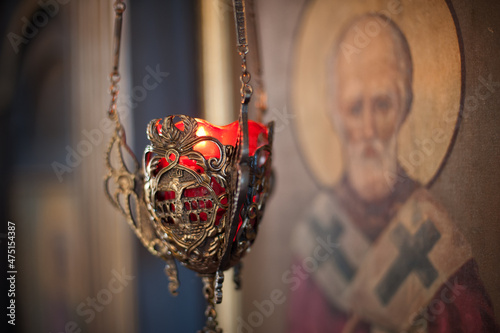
[105,113,274,332]
[104,1,272,332]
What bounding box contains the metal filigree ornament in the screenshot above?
[103,1,273,332]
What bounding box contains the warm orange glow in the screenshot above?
[196,127,207,137]
[174,118,268,159]
[149,118,270,184]
[196,126,208,151]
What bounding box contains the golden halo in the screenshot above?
[291,0,462,187]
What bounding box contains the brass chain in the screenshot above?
[200,275,222,333]
[239,45,253,103]
[233,0,253,104]
[233,0,267,122]
[108,0,126,121]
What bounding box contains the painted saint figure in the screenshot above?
[289,14,497,333]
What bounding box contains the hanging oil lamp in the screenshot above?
[103,1,273,332]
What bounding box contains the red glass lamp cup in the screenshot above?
[143,115,273,274]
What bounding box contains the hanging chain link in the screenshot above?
[233,0,268,122]
[199,275,223,333]
[239,45,253,103]
[233,0,253,104]
[108,0,126,121]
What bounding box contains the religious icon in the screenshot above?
[289,0,498,332]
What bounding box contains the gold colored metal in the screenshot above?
[108,0,126,118]
[141,114,273,274]
[103,1,272,332]
[200,275,223,333]
[104,116,181,294]
[143,115,234,275]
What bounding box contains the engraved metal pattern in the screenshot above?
[142,115,274,276]
[104,112,274,328]
[143,115,235,274]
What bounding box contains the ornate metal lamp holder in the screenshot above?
[103,1,273,332]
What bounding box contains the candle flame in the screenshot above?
[196,127,207,137]
[195,126,208,152]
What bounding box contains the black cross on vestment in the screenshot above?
[311,218,356,282]
[376,219,441,306]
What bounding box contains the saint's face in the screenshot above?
[332,21,410,202]
[336,58,402,148]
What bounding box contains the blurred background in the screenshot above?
[0,0,210,332]
[1,0,499,333]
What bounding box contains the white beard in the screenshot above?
[345,136,398,202]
